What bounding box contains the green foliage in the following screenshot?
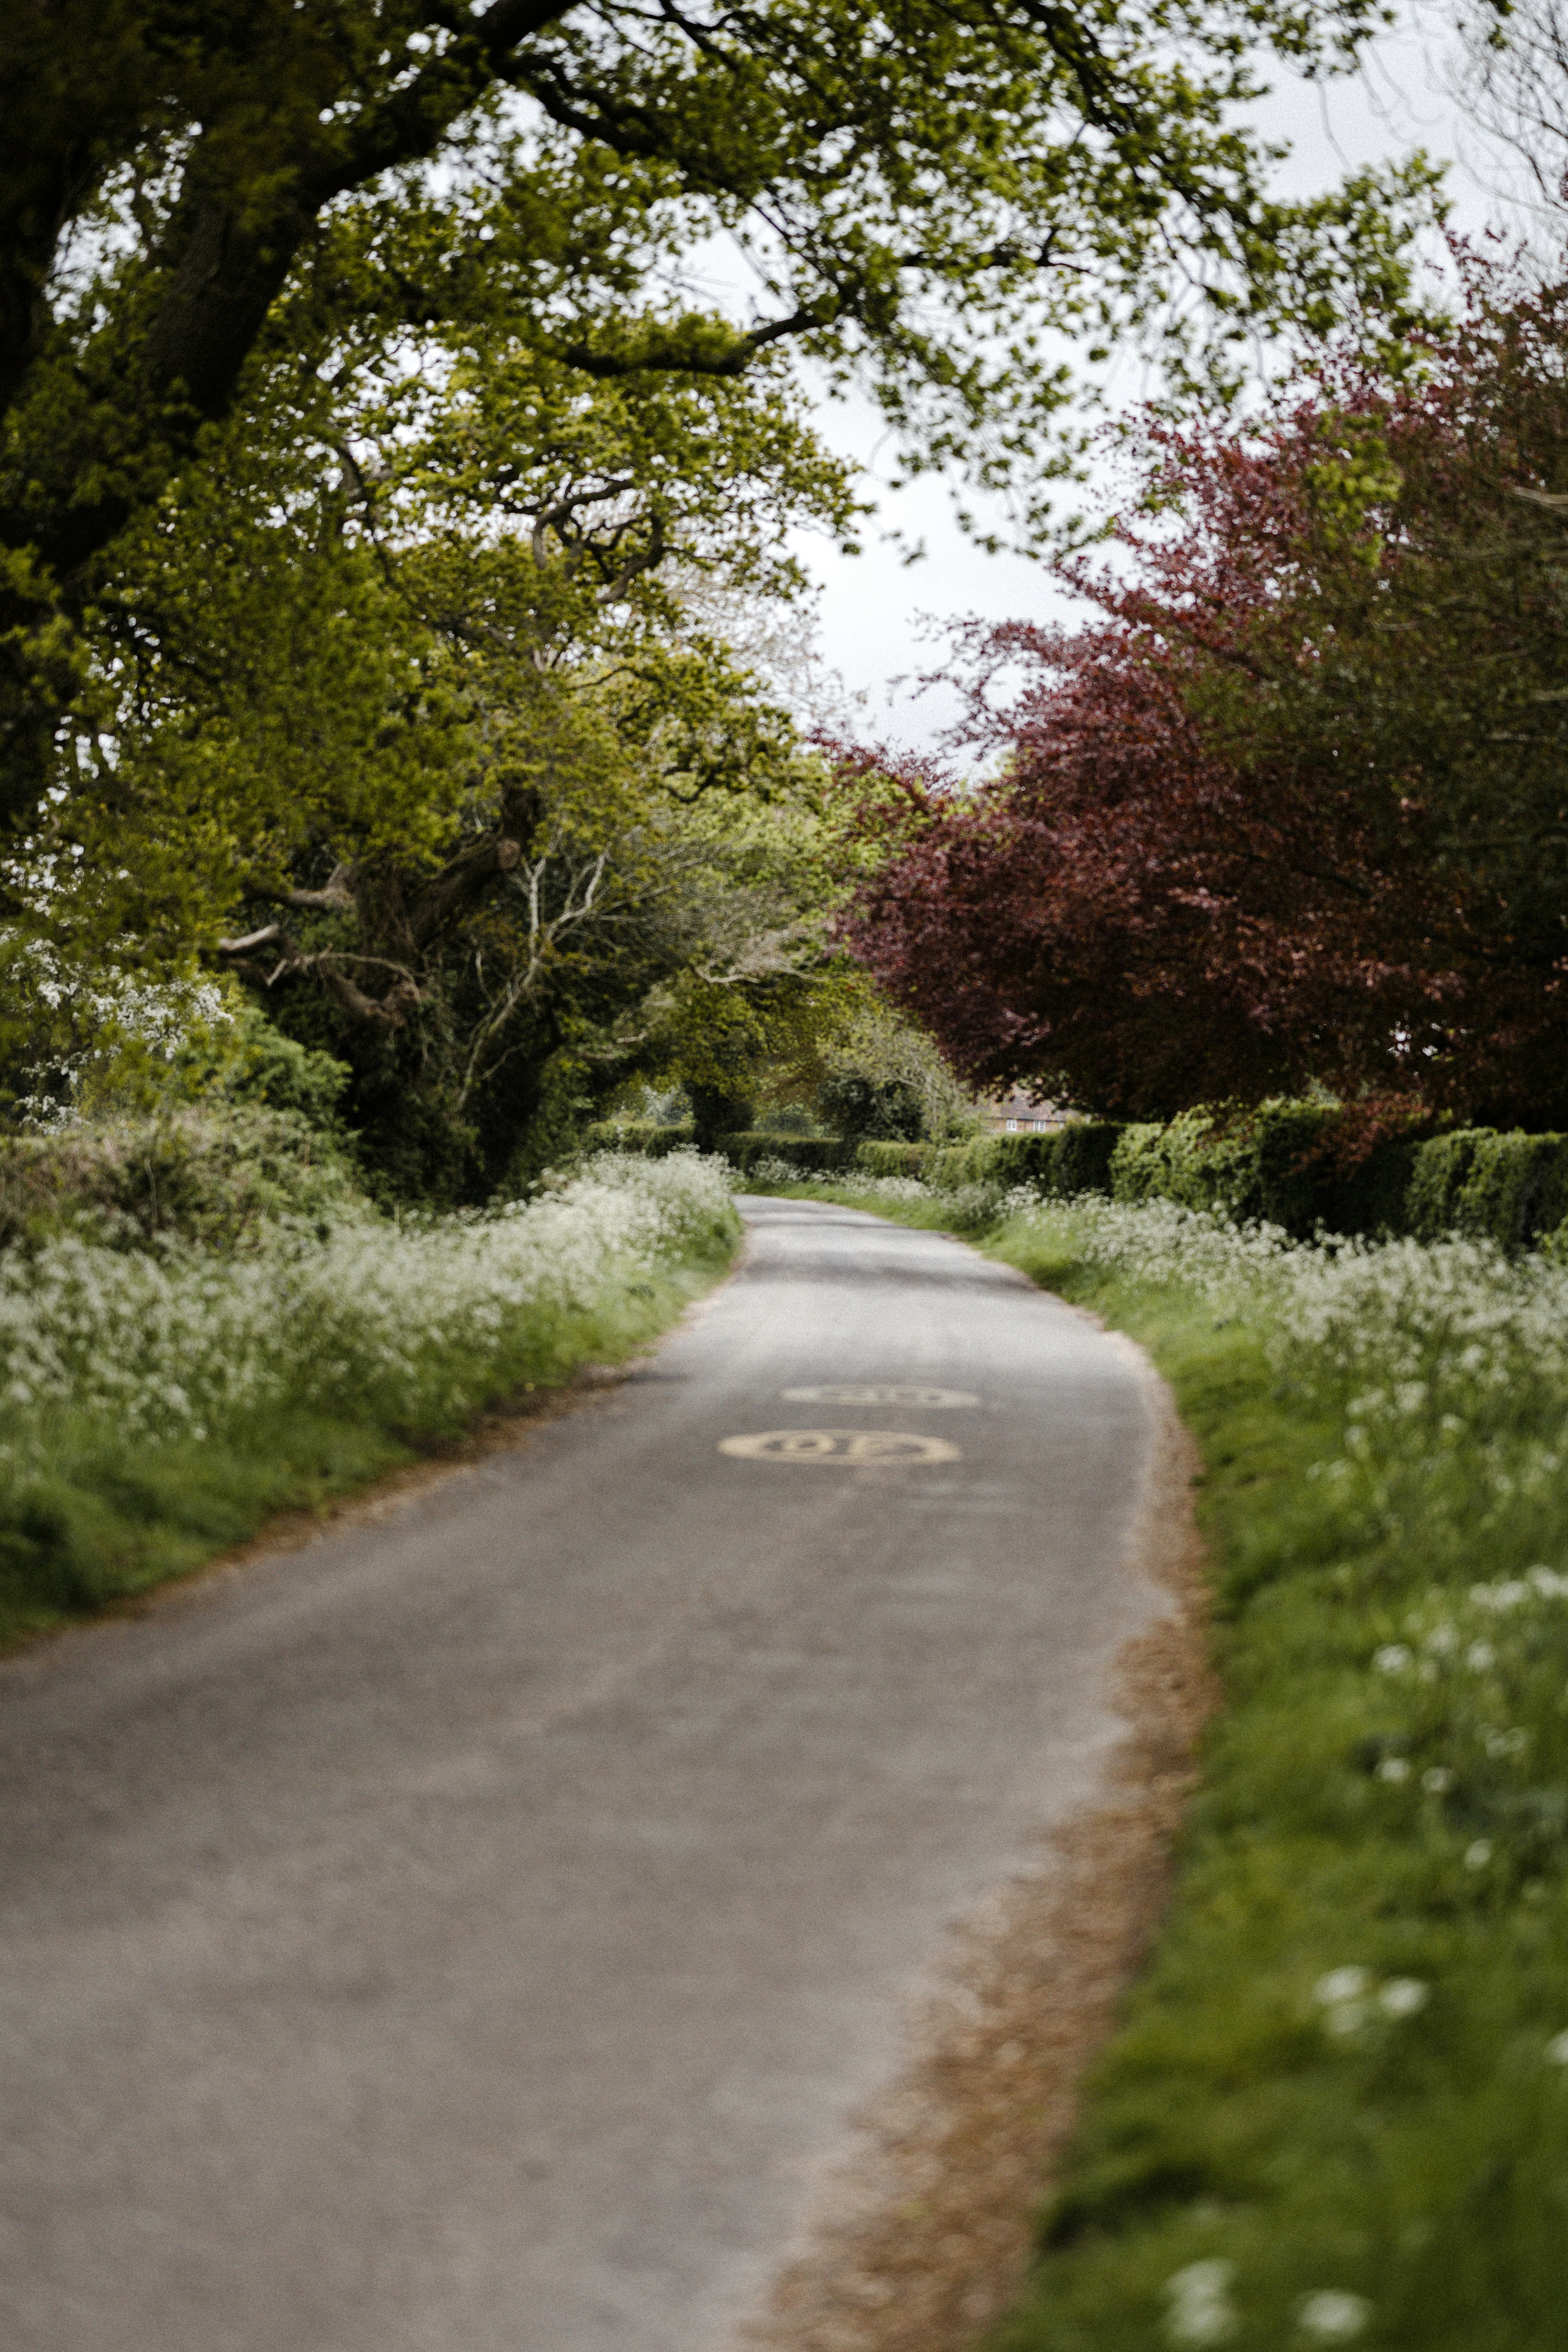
[719,1133,856,1176]
[855,1140,933,1178]
[817,1069,925,1142]
[0,0,1444,829]
[809,989,975,1143]
[1398,1129,1568,1251]
[911,1122,1126,1198]
[583,1120,697,1158]
[1109,1105,1342,1237]
[0,1107,363,1252]
[780,1102,1568,1256]
[170,1001,351,1133]
[688,1085,757,1149]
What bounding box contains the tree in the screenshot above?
[2,0,1434,829]
[0,215,863,1192]
[841,251,1568,1130]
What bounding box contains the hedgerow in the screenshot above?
[982,1195,1568,2352]
[0,1150,737,1637]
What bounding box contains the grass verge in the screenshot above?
[1,1160,738,1649]
[753,1177,1568,2352]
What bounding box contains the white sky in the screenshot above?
[791,5,1520,751]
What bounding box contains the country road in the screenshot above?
[0,1196,1168,2352]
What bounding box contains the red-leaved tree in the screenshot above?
[843,252,1568,1127]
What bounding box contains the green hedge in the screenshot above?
[854,1140,933,1178]
[721,1132,857,1176]
[584,1125,855,1178]
[597,1109,1568,1251]
[583,1121,697,1157]
[1397,1127,1568,1248]
[1109,1105,1342,1239]
[1106,1112,1568,1250]
[916,1124,1124,1199]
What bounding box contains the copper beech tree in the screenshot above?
[843,256,1568,1131]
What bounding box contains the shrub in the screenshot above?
[1109,1103,1340,1236]
[0,1106,364,1252]
[720,1132,856,1176]
[817,1070,926,1142]
[173,1001,352,1134]
[855,1140,933,1177]
[583,1121,697,1158]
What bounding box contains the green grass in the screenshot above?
[759,1178,1568,2352]
[0,1242,734,1649]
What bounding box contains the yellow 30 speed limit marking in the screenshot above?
[718,1429,961,1466]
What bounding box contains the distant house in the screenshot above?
[980,1090,1067,1137]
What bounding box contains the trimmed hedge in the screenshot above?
[721,1133,856,1176]
[1105,1111,1568,1249]
[1109,1104,1342,1239]
[594,1107,1568,1251]
[916,1123,1125,1200]
[1397,1126,1568,1248]
[854,1140,933,1178]
[584,1125,855,1178]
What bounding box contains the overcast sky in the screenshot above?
[789,5,1516,752]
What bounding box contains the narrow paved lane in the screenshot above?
[0,1199,1163,2352]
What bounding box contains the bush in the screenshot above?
[855,1140,933,1178]
[719,1132,856,1176]
[1109,1104,1341,1236]
[747,1097,1568,1254]
[1445,1130,1568,1251]
[688,1085,755,1149]
[0,1106,365,1252]
[174,1001,352,1134]
[584,1121,697,1158]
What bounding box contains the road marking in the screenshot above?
[781,1384,979,1408]
[718,1430,962,1466]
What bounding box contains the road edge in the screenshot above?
[733,1329,1215,2352]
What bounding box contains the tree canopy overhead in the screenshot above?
[2,0,1435,830]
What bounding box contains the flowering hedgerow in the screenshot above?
[0,1149,736,1460]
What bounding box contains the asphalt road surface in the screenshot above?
[0,1197,1165,2352]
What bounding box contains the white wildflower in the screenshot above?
[0,1150,735,1458]
[1296,2290,1371,2339]
[1377,1979,1429,2018]
[1164,2259,1238,2345]
[1314,1968,1372,2006]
